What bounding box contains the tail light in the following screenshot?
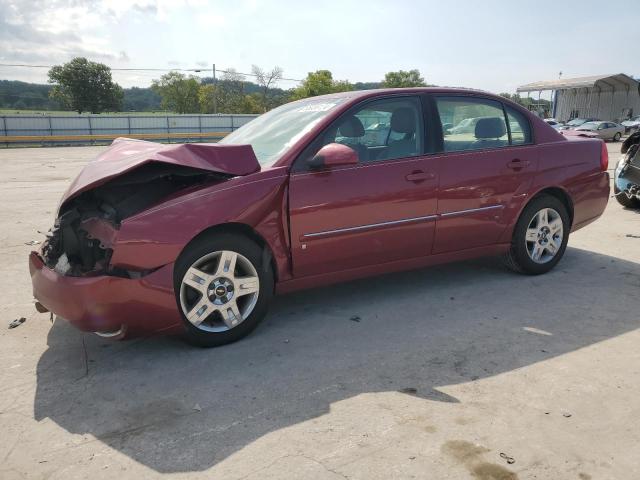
[600,140,608,171]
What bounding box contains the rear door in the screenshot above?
[430,95,538,254]
[288,95,440,278]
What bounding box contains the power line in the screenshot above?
[0,63,303,82]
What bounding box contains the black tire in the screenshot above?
[613,132,622,142]
[173,232,274,347]
[504,194,570,275]
[614,183,640,209]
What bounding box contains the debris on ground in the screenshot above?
[626,234,640,239]
[283,339,289,344]
[25,240,40,246]
[193,403,202,412]
[563,412,572,418]
[500,452,516,464]
[349,315,361,322]
[8,317,26,329]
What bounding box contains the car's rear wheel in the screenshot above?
[613,132,622,142]
[614,183,640,209]
[504,194,570,275]
[174,232,273,347]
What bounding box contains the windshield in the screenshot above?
[567,118,587,126]
[218,97,346,166]
[578,122,599,130]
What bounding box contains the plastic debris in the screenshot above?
[193,403,202,412]
[25,240,40,246]
[9,317,26,329]
[350,315,361,322]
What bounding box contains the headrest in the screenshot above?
[391,107,416,134]
[475,117,506,139]
[338,116,365,138]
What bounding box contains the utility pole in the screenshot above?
[212,63,217,114]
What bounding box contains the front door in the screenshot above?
[432,95,538,254]
[288,95,439,278]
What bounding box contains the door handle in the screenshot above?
[506,159,530,170]
[405,171,435,182]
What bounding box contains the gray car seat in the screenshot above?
[385,107,418,159]
[336,116,368,162]
[472,117,507,149]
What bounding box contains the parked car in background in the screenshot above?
[560,118,600,130]
[29,88,610,347]
[562,121,624,141]
[614,130,640,208]
[543,119,563,130]
[621,115,640,133]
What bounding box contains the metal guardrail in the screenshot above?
[2,131,230,144]
[0,114,257,147]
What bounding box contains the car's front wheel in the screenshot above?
[505,194,570,275]
[613,132,622,142]
[174,232,273,347]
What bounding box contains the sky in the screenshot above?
[1,0,638,95]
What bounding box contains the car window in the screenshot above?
[320,96,425,163]
[218,96,346,166]
[506,107,532,145]
[436,97,509,152]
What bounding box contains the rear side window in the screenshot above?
[505,106,532,145]
[435,97,508,152]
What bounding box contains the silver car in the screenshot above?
[573,121,625,141]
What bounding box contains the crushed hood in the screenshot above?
[61,138,260,204]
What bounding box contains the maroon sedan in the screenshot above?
[29,88,610,346]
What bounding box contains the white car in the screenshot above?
[621,115,640,132]
[543,119,563,130]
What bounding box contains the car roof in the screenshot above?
[304,87,504,101]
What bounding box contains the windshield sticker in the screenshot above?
[295,102,338,113]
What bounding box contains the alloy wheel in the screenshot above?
[524,207,564,264]
[179,250,260,332]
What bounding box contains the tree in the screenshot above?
[199,70,250,114]
[242,93,264,114]
[122,86,162,111]
[251,65,283,112]
[151,71,200,114]
[47,57,123,113]
[382,69,426,88]
[291,70,353,100]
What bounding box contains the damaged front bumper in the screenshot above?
[29,252,183,338]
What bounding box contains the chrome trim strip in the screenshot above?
[303,214,438,239]
[440,204,504,218]
[302,205,503,239]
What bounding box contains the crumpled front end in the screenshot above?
[29,252,182,337]
[30,138,258,337]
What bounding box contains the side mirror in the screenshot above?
[308,143,359,170]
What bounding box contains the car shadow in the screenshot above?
[33,246,640,473]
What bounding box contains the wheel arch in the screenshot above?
[501,185,574,244]
[179,222,280,284]
[531,186,574,226]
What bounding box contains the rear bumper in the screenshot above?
[29,252,182,337]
